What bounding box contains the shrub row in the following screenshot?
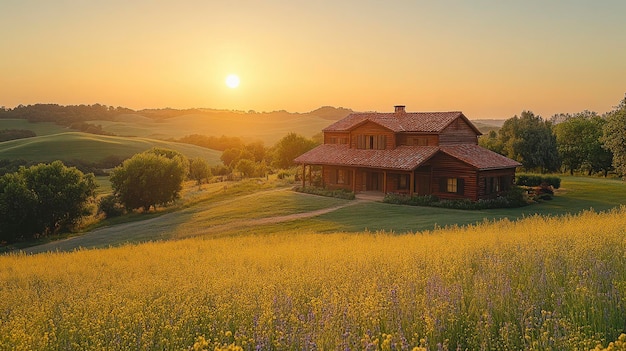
[384,186,529,210]
[294,186,356,200]
[516,174,561,189]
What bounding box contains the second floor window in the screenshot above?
[357,134,386,150]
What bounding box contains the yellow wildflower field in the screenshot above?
[1,207,625,350]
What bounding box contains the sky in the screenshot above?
[1,0,625,119]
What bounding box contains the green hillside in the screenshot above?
[0,132,222,164]
[0,119,69,136]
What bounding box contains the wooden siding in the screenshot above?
[396,133,439,147]
[439,118,479,145]
[477,169,516,199]
[428,153,479,200]
[324,132,350,145]
[322,166,354,191]
[349,121,395,149]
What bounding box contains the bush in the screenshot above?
[98,194,125,218]
[515,174,561,189]
[294,186,355,200]
[383,186,529,210]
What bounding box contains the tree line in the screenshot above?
[479,96,626,176]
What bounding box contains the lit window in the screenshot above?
[447,178,457,193]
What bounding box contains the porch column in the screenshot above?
[383,171,387,194]
[308,165,312,186]
[410,171,415,196]
[301,164,306,188]
[352,169,357,193]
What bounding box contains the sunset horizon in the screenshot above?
[2,1,626,119]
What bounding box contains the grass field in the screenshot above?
[0,132,222,164]
[17,175,626,255]
[2,207,625,350]
[0,119,69,136]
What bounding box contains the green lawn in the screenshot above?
[14,175,626,253]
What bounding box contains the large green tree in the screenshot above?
[188,157,212,185]
[271,132,319,169]
[0,161,97,242]
[554,111,612,175]
[602,96,626,176]
[110,148,189,211]
[498,111,560,173]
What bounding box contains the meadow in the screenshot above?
[1,207,625,350]
[0,132,222,164]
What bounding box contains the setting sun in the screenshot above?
[225,74,240,89]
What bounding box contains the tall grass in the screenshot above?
[1,207,625,350]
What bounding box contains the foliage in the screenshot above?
[384,186,528,209]
[554,111,612,175]
[235,159,257,178]
[0,103,132,125]
[0,128,36,142]
[0,161,97,242]
[176,134,245,151]
[515,174,561,189]
[477,130,503,154]
[2,208,626,350]
[602,96,626,176]
[110,148,189,211]
[498,111,560,172]
[97,194,125,218]
[189,157,212,185]
[270,132,319,169]
[294,186,356,200]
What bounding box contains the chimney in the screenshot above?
[394,105,406,114]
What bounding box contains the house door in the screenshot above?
[416,174,431,195]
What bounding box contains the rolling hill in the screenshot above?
[0,132,222,165]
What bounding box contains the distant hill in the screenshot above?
[471,119,506,134]
[0,132,222,165]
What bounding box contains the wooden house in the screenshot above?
[294,106,521,201]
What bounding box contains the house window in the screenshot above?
[439,177,465,195]
[340,137,348,144]
[357,135,386,150]
[329,137,337,144]
[335,169,351,185]
[447,178,457,193]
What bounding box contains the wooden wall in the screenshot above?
[439,119,479,145]
[428,153,479,200]
[350,121,395,149]
[396,133,439,146]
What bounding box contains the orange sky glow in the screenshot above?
[1,1,625,119]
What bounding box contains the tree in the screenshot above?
[554,111,593,174]
[478,130,503,154]
[220,147,253,169]
[498,111,560,173]
[0,161,97,242]
[602,96,626,176]
[189,157,212,185]
[271,132,319,169]
[235,159,257,178]
[110,148,188,211]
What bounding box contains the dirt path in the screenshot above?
[23,194,364,254]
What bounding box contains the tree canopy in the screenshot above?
[0,161,97,242]
[602,96,626,176]
[110,148,189,211]
[271,132,319,169]
[496,111,560,173]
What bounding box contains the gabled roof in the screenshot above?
[440,144,522,170]
[294,144,440,171]
[323,111,481,135]
[295,144,521,171]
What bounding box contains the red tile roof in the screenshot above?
[295,144,521,171]
[440,144,521,170]
[323,111,478,134]
[294,144,440,171]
